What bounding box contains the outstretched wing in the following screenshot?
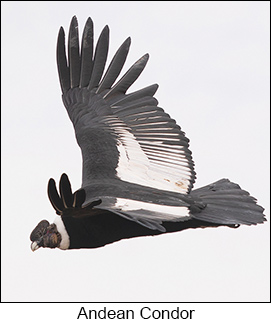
[56,16,196,230]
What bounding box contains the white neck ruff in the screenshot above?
[54,217,70,250]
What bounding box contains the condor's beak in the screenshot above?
[31,241,41,252]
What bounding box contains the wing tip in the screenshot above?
[70,15,78,28]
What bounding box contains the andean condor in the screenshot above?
[30,16,266,251]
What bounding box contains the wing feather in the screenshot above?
[103,54,149,98]
[87,25,109,90]
[57,27,70,93]
[68,16,80,88]
[97,37,131,93]
[80,17,94,88]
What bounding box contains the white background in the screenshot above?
[1,0,270,313]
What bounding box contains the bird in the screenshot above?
[30,16,266,251]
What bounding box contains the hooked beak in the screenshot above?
[31,241,41,252]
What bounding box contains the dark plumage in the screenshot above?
[30,16,266,251]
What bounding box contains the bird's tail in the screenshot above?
[190,179,266,226]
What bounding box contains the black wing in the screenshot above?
[56,16,196,231]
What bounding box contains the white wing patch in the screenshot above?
[107,116,192,194]
[116,198,189,219]
[111,198,190,231]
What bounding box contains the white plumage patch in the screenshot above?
[112,121,192,194]
[108,198,190,231]
[116,198,189,219]
[54,217,70,250]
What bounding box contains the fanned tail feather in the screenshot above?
[191,179,266,226]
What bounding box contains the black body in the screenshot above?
[62,214,225,250]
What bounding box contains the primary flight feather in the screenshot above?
[30,16,266,251]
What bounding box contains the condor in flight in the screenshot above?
[30,16,266,251]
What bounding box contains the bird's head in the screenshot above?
[30,220,62,251]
